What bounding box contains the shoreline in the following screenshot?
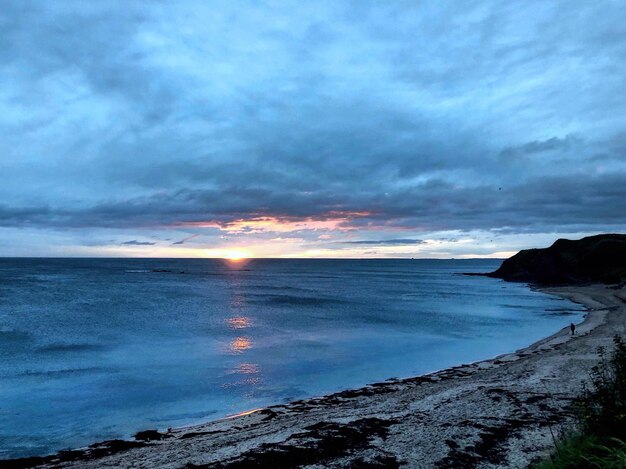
[6,284,625,468]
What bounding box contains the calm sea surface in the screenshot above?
[0,258,585,458]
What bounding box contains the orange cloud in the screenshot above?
[179,211,373,234]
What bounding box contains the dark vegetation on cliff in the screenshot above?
[488,234,626,286]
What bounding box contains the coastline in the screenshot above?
[6,284,625,469]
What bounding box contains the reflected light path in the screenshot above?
[235,363,259,374]
[222,264,261,394]
[228,337,252,354]
[226,408,263,419]
[226,316,251,329]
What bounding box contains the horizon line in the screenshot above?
[0,256,508,260]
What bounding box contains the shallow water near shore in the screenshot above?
[0,258,585,459]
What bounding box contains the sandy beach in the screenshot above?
[9,284,626,469]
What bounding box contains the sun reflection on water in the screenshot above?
[226,316,251,329]
[226,408,263,419]
[228,336,252,354]
[235,362,259,374]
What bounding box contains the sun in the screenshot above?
[223,250,249,261]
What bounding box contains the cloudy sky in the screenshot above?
[1,0,625,258]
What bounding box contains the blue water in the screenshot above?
[0,258,585,459]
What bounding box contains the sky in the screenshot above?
[1,0,625,258]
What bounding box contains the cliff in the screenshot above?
[488,234,626,286]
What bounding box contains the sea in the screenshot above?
[0,258,585,459]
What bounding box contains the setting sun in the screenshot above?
[223,250,249,261]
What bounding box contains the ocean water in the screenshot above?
[0,258,585,459]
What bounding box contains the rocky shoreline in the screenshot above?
[5,284,625,468]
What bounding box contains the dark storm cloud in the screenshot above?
[120,240,156,246]
[499,135,583,159]
[171,234,199,245]
[2,172,624,236]
[0,205,53,225]
[0,0,625,253]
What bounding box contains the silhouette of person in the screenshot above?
[570,323,576,335]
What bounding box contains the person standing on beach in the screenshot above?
[570,323,576,335]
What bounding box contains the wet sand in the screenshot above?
[7,284,626,468]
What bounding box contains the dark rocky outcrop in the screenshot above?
[487,234,626,286]
[134,429,172,441]
[188,417,400,468]
[1,439,149,469]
